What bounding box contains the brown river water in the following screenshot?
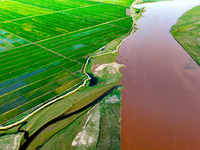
[116,0,200,149]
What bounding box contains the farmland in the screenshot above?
[0,0,133,126]
[0,0,140,149]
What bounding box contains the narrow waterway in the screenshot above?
[117,0,200,149]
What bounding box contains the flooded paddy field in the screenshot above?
[117,0,200,149]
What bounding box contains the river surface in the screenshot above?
[117,0,200,149]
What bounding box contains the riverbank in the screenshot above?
[171,5,200,65]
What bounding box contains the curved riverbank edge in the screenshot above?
[0,1,142,131]
[170,5,200,66]
[170,32,199,66]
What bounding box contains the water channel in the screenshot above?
[117,0,200,149]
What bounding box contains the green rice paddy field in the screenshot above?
[0,0,133,124]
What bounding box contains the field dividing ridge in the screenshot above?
[0,0,133,125]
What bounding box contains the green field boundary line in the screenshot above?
[0,42,33,58]
[0,13,52,23]
[0,29,32,44]
[0,16,127,54]
[0,70,63,99]
[35,28,127,58]
[59,66,79,77]
[0,70,91,129]
[35,16,130,44]
[0,17,130,95]
[0,38,15,48]
[1,77,83,112]
[0,34,27,46]
[0,25,121,68]
[0,3,101,23]
[0,67,81,101]
[0,23,127,129]
[0,44,8,50]
[0,0,139,129]
[0,52,69,77]
[9,0,55,11]
[0,28,125,91]
[34,43,68,59]
[108,22,131,30]
[34,43,81,65]
[36,26,115,46]
[0,51,83,92]
[0,79,84,125]
[0,46,48,66]
[0,69,70,100]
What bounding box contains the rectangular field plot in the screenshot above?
[65,4,128,23]
[0,44,86,121]
[0,4,128,42]
[110,17,133,29]
[12,0,98,11]
[0,0,133,124]
[0,0,52,22]
[37,23,131,60]
[0,29,30,51]
[0,12,99,42]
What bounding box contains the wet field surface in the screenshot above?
[117,0,200,149]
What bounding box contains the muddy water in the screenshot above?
[117,0,200,149]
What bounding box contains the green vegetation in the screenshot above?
[137,0,168,3]
[0,133,23,150]
[0,29,30,51]
[171,5,200,65]
[89,0,135,6]
[142,0,167,2]
[40,86,123,150]
[0,44,125,149]
[0,0,52,22]
[0,0,133,124]
[12,0,97,11]
[0,4,129,42]
[0,0,144,149]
